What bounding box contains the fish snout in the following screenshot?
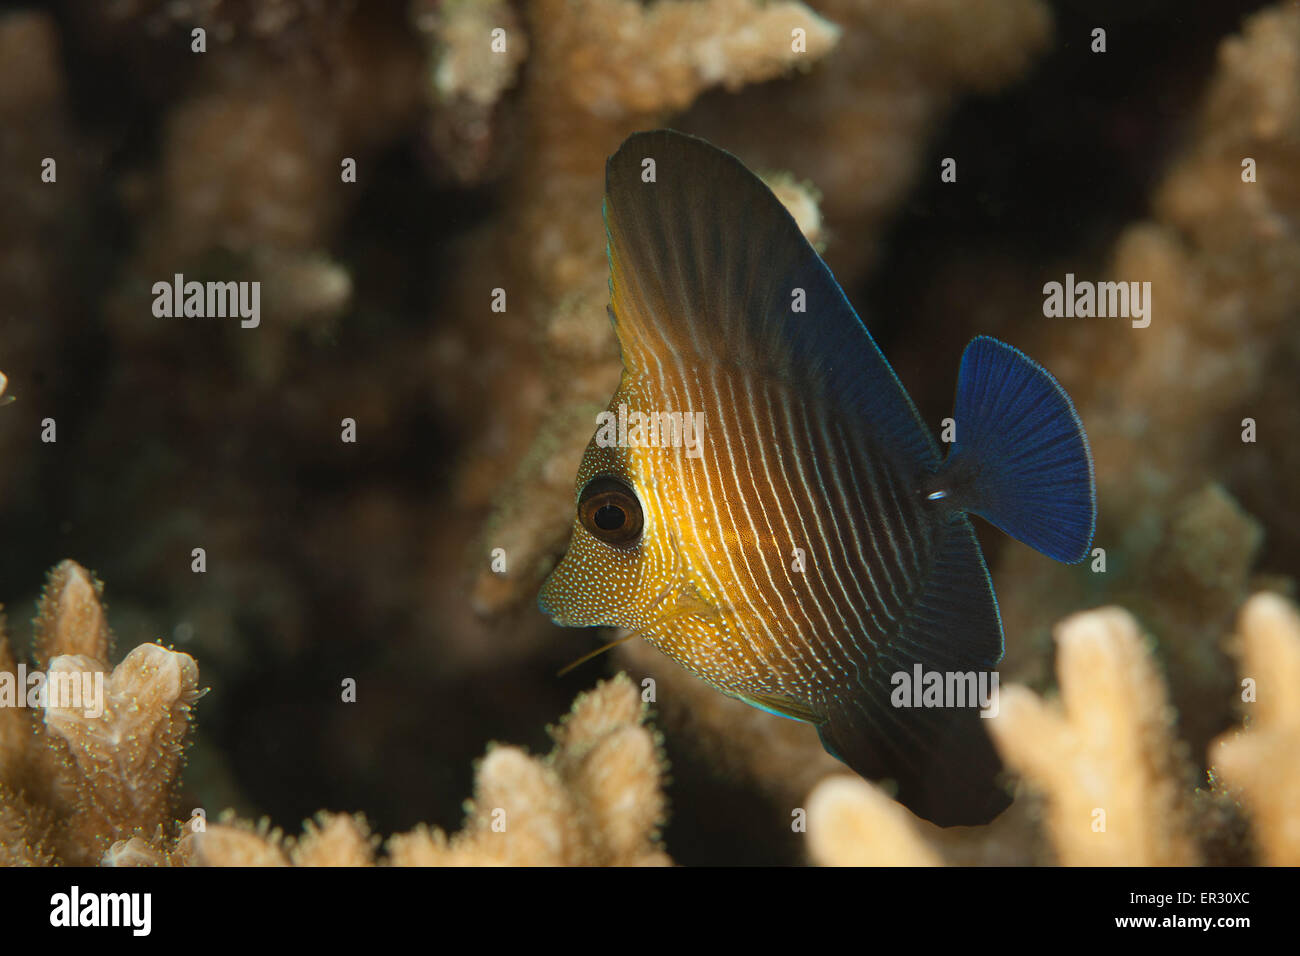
[537,571,566,624]
[538,556,591,627]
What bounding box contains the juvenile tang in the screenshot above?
[539,130,1096,826]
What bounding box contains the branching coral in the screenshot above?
[0,560,201,866]
[993,1,1300,758]
[107,6,423,355]
[616,638,842,809]
[183,673,669,866]
[2,561,667,866]
[806,775,942,867]
[802,595,1298,867]
[535,0,841,120]
[681,0,1054,280]
[1210,592,1300,865]
[122,812,380,867]
[413,0,528,185]
[4,569,1295,867]
[383,672,670,865]
[989,607,1201,866]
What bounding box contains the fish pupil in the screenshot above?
[594,504,625,531]
[577,474,644,546]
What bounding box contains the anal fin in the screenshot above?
[815,516,1011,827]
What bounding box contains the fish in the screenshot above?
[538,129,1096,827]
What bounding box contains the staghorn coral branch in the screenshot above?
[0,786,56,866]
[423,0,528,110]
[33,560,113,668]
[44,646,201,857]
[396,673,670,866]
[0,608,25,785]
[806,775,942,866]
[413,0,529,184]
[190,818,292,867]
[1210,593,1300,865]
[446,745,584,865]
[192,674,671,866]
[0,560,202,866]
[549,678,667,864]
[186,812,376,867]
[6,558,1298,866]
[2,562,666,868]
[987,607,1200,866]
[804,595,1299,866]
[291,813,377,867]
[545,0,841,119]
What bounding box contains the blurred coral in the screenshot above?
[616,637,842,810]
[0,9,84,508]
[412,0,527,185]
[106,5,423,354]
[989,606,1201,866]
[681,0,1054,281]
[1210,592,1300,865]
[806,775,942,867]
[802,595,1297,867]
[993,2,1300,764]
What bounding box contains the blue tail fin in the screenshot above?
[937,336,1096,564]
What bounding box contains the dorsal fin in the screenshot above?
[603,129,939,471]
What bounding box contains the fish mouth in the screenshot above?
[537,558,616,627]
[536,586,557,621]
[537,544,596,626]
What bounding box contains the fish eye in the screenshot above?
[578,475,644,547]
